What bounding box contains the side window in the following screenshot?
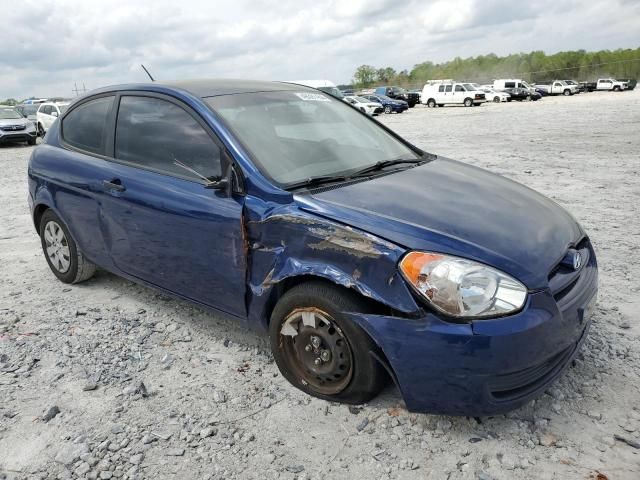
[445,85,453,92]
[505,82,515,88]
[41,105,51,115]
[115,96,221,180]
[454,85,464,92]
[438,85,445,92]
[62,96,114,155]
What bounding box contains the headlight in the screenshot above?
[399,252,527,319]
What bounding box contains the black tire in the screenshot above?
[426,99,436,108]
[493,96,501,103]
[384,105,392,114]
[463,98,473,107]
[269,281,386,405]
[37,123,45,137]
[613,86,620,92]
[563,89,571,96]
[39,209,96,284]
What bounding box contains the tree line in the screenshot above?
[351,47,640,88]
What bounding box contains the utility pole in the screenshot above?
[72,82,87,97]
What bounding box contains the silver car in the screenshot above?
[0,106,38,145]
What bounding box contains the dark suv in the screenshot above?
[374,86,419,108]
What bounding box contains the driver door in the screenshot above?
[99,94,246,317]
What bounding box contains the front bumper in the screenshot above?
[0,129,37,144]
[349,244,598,416]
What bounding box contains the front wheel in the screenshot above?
[613,86,621,91]
[493,96,501,103]
[426,99,436,108]
[463,98,473,107]
[37,123,45,137]
[269,282,386,404]
[384,105,392,114]
[563,89,571,96]
[39,210,96,284]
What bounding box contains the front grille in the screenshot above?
[548,238,592,305]
[489,342,575,400]
[1,125,26,131]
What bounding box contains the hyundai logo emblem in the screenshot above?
[561,249,583,271]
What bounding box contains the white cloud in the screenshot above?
[0,0,638,99]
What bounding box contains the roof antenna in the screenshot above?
[141,64,155,82]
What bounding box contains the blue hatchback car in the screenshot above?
[28,80,597,415]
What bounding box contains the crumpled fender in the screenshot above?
[242,196,422,331]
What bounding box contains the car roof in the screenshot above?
[88,79,311,100]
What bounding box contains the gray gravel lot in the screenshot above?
[1,90,639,480]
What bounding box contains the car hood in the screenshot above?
[0,117,29,127]
[295,157,583,289]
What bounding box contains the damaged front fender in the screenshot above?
[242,196,422,331]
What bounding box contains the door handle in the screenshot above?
[103,179,126,192]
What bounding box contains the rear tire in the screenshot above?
[384,105,392,114]
[269,282,387,405]
[39,209,96,284]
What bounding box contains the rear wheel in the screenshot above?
[384,105,392,114]
[426,99,436,108]
[463,98,473,107]
[39,210,96,284]
[270,282,386,404]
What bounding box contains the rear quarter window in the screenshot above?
[61,96,114,155]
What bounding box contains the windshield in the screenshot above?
[463,83,476,91]
[207,91,419,187]
[356,96,373,103]
[0,108,22,120]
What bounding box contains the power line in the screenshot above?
[520,58,640,75]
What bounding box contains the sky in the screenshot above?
[2,0,639,99]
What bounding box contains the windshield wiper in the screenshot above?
[349,158,425,178]
[284,174,350,191]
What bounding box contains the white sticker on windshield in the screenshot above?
[295,92,331,102]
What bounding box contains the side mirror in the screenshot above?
[51,111,58,117]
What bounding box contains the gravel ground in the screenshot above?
[1,90,639,480]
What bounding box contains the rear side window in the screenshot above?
[115,96,221,180]
[438,85,445,92]
[445,85,453,92]
[61,96,114,155]
[505,82,516,88]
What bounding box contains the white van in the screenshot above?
[493,79,534,91]
[284,80,344,98]
[421,82,486,107]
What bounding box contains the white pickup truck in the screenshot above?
[596,78,627,91]
[536,80,579,96]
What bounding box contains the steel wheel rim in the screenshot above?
[279,308,353,395]
[44,221,71,273]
